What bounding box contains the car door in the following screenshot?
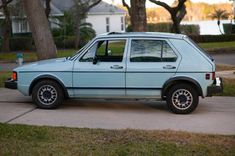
[126,38,181,97]
[73,38,127,97]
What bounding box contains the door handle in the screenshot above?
[110,65,123,69]
[163,65,176,69]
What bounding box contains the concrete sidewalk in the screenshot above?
[0,88,235,135]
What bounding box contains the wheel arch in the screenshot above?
[162,76,203,99]
[29,75,69,98]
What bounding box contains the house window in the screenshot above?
[14,19,29,33]
[121,17,124,31]
[106,17,110,32]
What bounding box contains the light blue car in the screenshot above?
[5,32,223,114]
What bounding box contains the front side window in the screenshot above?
[130,39,177,62]
[80,39,126,62]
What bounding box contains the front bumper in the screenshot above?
[5,78,17,89]
[207,77,223,96]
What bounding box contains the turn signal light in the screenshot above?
[12,72,17,81]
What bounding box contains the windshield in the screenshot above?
[68,40,93,60]
[186,37,214,61]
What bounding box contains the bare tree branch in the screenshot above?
[149,0,187,33]
[122,0,130,14]
[149,0,172,13]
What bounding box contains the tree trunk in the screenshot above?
[171,15,181,33]
[21,0,56,60]
[1,0,12,53]
[75,15,81,49]
[130,0,147,32]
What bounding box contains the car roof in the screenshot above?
[96,32,186,40]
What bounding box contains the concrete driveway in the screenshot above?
[0,88,235,135]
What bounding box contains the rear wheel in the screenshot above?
[166,84,199,114]
[32,80,64,109]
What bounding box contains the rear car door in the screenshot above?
[126,38,181,97]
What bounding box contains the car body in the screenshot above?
[5,32,223,114]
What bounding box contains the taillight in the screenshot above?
[205,73,210,80]
[12,72,17,81]
[205,72,215,80]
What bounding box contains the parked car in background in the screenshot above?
[5,32,223,114]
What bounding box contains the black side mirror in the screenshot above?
[93,56,98,65]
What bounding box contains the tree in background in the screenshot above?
[21,0,56,60]
[0,0,13,52]
[210,9,229,34]
[150,0,187,33]
[52,11,96,48]
[72,0,101,49]
[122,0,147,32]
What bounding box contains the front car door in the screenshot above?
[126,38,181,97]
[73,38,127,97]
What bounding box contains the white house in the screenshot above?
[7,0,126,35]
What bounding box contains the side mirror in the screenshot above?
[93,56,98,65]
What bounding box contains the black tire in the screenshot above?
[32,80,64,109]
[166,84,199,114]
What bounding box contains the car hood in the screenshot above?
[14,57,74,72]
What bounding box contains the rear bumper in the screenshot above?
[207,77,223,96]
[5,79,17,89]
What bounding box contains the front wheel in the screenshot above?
[166,84,199,114]
[32,80,64,109]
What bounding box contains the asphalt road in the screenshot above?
[211,53,235,66]
[0,88,235,135]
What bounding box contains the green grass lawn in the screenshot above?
[0,123,234,156]
[199,41,235,50]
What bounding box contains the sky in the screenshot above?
[103,0,233,8]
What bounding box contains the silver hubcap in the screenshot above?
[172,89,193,110]
[37,85,57,105]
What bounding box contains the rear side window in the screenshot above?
[130,40,177,62]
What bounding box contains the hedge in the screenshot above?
[54,36,76,49]
[127,23,200,35]
[189,34,235,43]
[223,24,235,34]
[10,36,34,51]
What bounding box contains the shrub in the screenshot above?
[80,26,96,47]
[147,23,172,33]
[181,25,200,35]
[10,36,34,51]
[54,36,76,49]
